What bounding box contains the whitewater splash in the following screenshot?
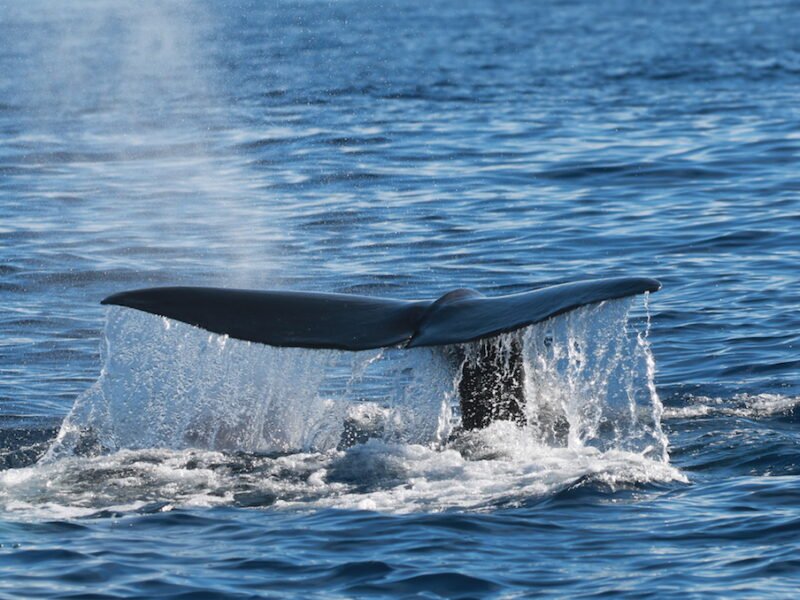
[521,298,667,461]
[47,298,667,460]
[44,307,459,460]
[0,297,685,517]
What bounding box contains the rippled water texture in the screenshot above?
[1,0,799,597]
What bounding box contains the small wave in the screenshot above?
[537,161,730,183]
[664,394,800,420]
[350,571,500,597]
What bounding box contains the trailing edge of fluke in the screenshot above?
[101,277,661,351]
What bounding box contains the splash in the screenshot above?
[44,307,459,459]
[18,297,683,517]
[522,296,668,461]
[46,308,342,459]
[47,298,668,460]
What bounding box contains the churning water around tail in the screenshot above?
[0,297,682,518]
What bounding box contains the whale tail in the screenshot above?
[102,277,661,429]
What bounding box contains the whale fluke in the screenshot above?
[101,277,660,351]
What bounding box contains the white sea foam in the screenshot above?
[306,425,684,513]
[2,431,685,520]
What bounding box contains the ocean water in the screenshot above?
[1,0,799,597]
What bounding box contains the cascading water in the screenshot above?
[46,296,668,461]
[44,307,460,460]
[46,308,343,459]
[521,295,668,461]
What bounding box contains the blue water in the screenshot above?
[1,0,799,596]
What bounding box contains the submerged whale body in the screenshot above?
[102,277,660,431]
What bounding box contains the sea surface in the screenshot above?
[1,0,799,597]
